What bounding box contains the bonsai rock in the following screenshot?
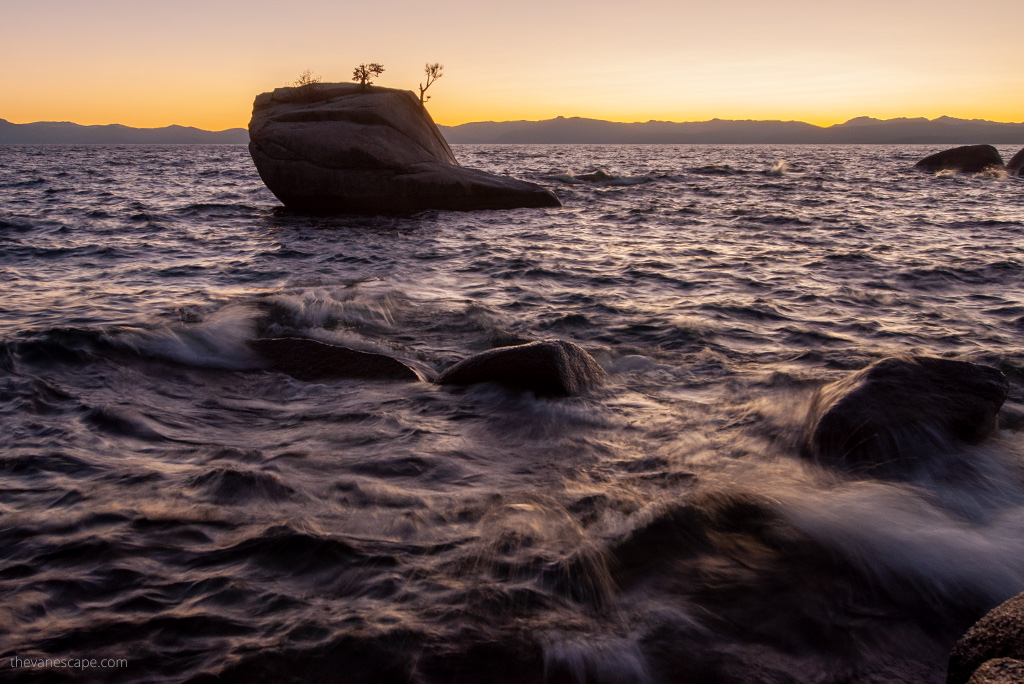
[248,83,560,213]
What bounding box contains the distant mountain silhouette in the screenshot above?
[4,115,1022,145]
[0,119,249,144]
[438,116,1024,144]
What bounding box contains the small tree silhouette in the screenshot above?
[293,69,321,87]
[418,63,444,105]
[352,63,385,88]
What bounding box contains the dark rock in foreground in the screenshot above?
[966,659,1024,684]
[914,145,1005,173]
[436,340,605,396]
[1007,148,1024,176]
[249,337,421,382]
[805,356,1008,471]
[248,83,560,213]
[949,593,1024,684]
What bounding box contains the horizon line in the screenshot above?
[5,114,1024,131]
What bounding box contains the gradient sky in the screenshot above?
[3,0,1022,129]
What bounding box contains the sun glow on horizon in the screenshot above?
[3,0,1022,131]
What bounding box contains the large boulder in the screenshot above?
[1007,148,1024,176]
[249,337,422,382]
[949,593,1024,684]
[805,356,1009,471]
[914,145,1005,173]
[436,340,605,396]
[248,83,560,213]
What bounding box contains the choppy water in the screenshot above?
[1,143,1023,683]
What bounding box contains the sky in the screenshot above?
[2,0,1022,129]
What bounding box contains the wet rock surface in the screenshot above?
[806,356,1009,471]
[966,658,1024,684]
[436,340,605,396]
[1007,148,1024,176]
[949,593,1024,684]
[914,145,1005,173]
[249,337,421,382]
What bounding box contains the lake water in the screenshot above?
[1,143,1023,683]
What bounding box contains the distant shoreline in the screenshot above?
[3,115,1024,145]
[0,119,249,145]
[438,116,1024,145]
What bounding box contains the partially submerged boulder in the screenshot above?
[1007,148,1024,176]
[914,145,1005,173]
[248,83,560,213]
[805,356,1008,471]
[949,593,1024,684]
[249,337,421,382]
[436,340,605,396]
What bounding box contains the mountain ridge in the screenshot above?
[2,115,1023,145]
[0,119,249,144]
[438,115,1024,144]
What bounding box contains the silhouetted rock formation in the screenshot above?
[949,593,1024,684]
[914,145,1005,173]
[1007,148,1024,176]
[805,356,1008,472]
[247,83,560,213]
[436,340,605,396]
[249,337,421,381]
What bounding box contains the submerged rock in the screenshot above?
[248,83,560,213]
[249,337,421,382]
[1007,148,1024,176]
[949,593,1024,684]
[436,340,605,396]
[805,356,1008,471]
[914,145,1005,173]
[574,169,617,182]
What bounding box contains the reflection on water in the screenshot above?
[0,143,1023,682]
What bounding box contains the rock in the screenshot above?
[249,337,421,382]
[805,356,1009,471]
[248,83,560,213]
[949,593,1024,684]
[914,145,1005,173]
[575,169,616,182]
[966,659,1024,684]
[436,340,605,396]
[1007,148,1024,176]
[998,404,1024,432]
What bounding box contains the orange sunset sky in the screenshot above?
[3,0,1022,130]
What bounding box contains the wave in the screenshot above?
[546,168,652,186]
[82,404,172,441]
[188,466,299,505]
[116,305,263,370]
[690,164,747,175]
